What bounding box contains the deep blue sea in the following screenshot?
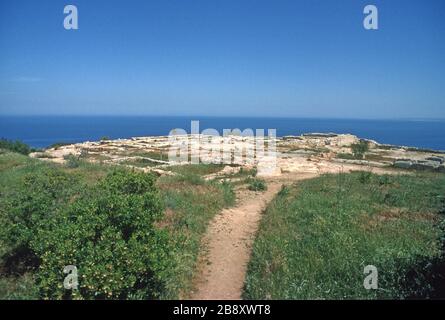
[1,116,444,151]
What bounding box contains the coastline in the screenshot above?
[2,115,445,151]
[30,132,445,177]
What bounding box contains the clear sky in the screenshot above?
[0,0,444,118]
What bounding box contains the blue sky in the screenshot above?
[0,0,444,118]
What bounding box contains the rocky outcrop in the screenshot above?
[426,156,445,164]
[29,132,445,178]
[393,160,413,169]
[333,158,388,167]
[393,157,445,171]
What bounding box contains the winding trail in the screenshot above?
[190,173,318,300]
[189,164,398,300]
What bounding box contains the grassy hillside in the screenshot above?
[244,171,445,299]
[0,151,234,299]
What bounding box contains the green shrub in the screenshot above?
[1,169,173,299]
[351,140,369,159]
[0,139,31,155]
[247,178,267,191]
[63,154,81,168]
[0,168,79,251]
[338,140,370,160]
[358,171,372,184]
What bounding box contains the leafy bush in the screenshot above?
[63,154,81,168]
[1,169,173,299]
[338,141,370,160]
[350,140,369,159]
[247,178,267,191]
[358,171,372,184]
[1,168,79,251]
[0,139,31,155]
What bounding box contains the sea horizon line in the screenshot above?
[1,114,445,122]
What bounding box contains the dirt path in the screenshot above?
[189,164,397,300]
[190,173,318,300]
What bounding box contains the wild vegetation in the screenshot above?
[337,140,370,160]
[0,139,33,155]
[244,171,445,299]
[247,177,268,192]
[165,164,226,176]
[351,140,370,159]
[0,151,234,299]
[2,137,445,300]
